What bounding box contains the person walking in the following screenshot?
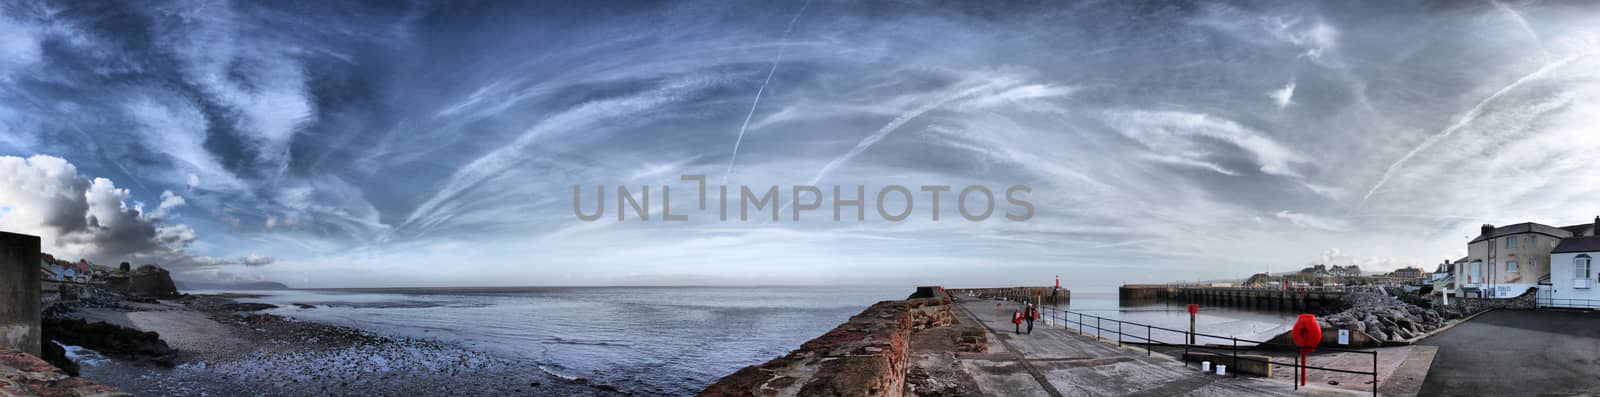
[1012,309,1023,334]
[1025,304,1037,334]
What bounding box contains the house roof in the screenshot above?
[1553,236,1600,254]
[1469,222,1574,243]
[1559,223,1594,238]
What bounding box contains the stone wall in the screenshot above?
[0,346,125,396]
[0,232,41,357]
[1436,287,1538,317]
[701,290,955,397]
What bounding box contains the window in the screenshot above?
[1579,255,1592,279]
[1527,236,1534,248]
[1506,237,1517,249]
[1506,261,1517,273]
[1471,260,1483,282]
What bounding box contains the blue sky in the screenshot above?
[2,0,1599,289]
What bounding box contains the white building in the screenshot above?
[1548,236,1600,309]
[1458,219,1597,298]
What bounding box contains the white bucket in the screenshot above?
[1216,364,1227,375]
[1201,361,1210,371]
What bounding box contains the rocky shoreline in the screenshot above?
[42,291,624,396]
[1310,287,1537,345]
[1317,290,1448,343]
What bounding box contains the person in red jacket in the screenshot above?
[1025,304,1037,334]
[1012,309,1023,334]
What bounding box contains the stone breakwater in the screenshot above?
[1316,290,1446,345]
[700,288,964,397]
[1280,287,1538,347]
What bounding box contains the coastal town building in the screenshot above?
[1388,266,1424,282]
[1459,217,1599,299]
[39,254,95,284]
[1548,236,1600,309]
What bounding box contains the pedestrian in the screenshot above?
[1012,309,1023,334]
[1025,304,1037,334]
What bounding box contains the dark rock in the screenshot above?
[40,340,79,376]
[42,318,175,367]
[219,302,280,312]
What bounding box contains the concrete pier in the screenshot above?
[947,287,1069,306]
[952,297,1308,396]
[0,232,41,356]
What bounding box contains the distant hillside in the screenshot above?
[175,280,291,291]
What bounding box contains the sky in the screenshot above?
[1,0,1599,290]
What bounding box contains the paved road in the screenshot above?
[1419,309,1600,396]
[953,299,1332,396]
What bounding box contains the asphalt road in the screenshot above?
[1419,309,1600,396]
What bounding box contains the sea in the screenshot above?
[209,287,1296,395]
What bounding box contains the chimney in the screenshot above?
[1481,224,1495,238]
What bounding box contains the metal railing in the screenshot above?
[1055,309,1379,396]
[1539,296,1600,309]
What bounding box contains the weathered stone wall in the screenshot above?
[1438,287,1538,315]
[701,290,955,397]
[0,232,41,357]
[0,346,125,396]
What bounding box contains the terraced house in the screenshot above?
[1459,218,1599,299]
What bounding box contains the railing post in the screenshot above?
[1096,317,1101,340]
[1372,352,1379,396]
[1231,336,1238,378]
[1117,320,1122,347]
[1146,325,1151,356]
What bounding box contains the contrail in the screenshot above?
[804,82,1000,187]
[1350,54,1583,213]
[1492,0,1543,51]
[771,81,1008,216]
[722,0,813,184]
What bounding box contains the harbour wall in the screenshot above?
[700,288,960,397]
[1119,285,1347,313]
[945,286,1068,306]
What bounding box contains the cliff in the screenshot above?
[700,287,958,397]
[173,280,289,291]
[102,265,178,297]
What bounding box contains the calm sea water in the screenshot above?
[210,287,1293,395]
[216,286,901,395]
